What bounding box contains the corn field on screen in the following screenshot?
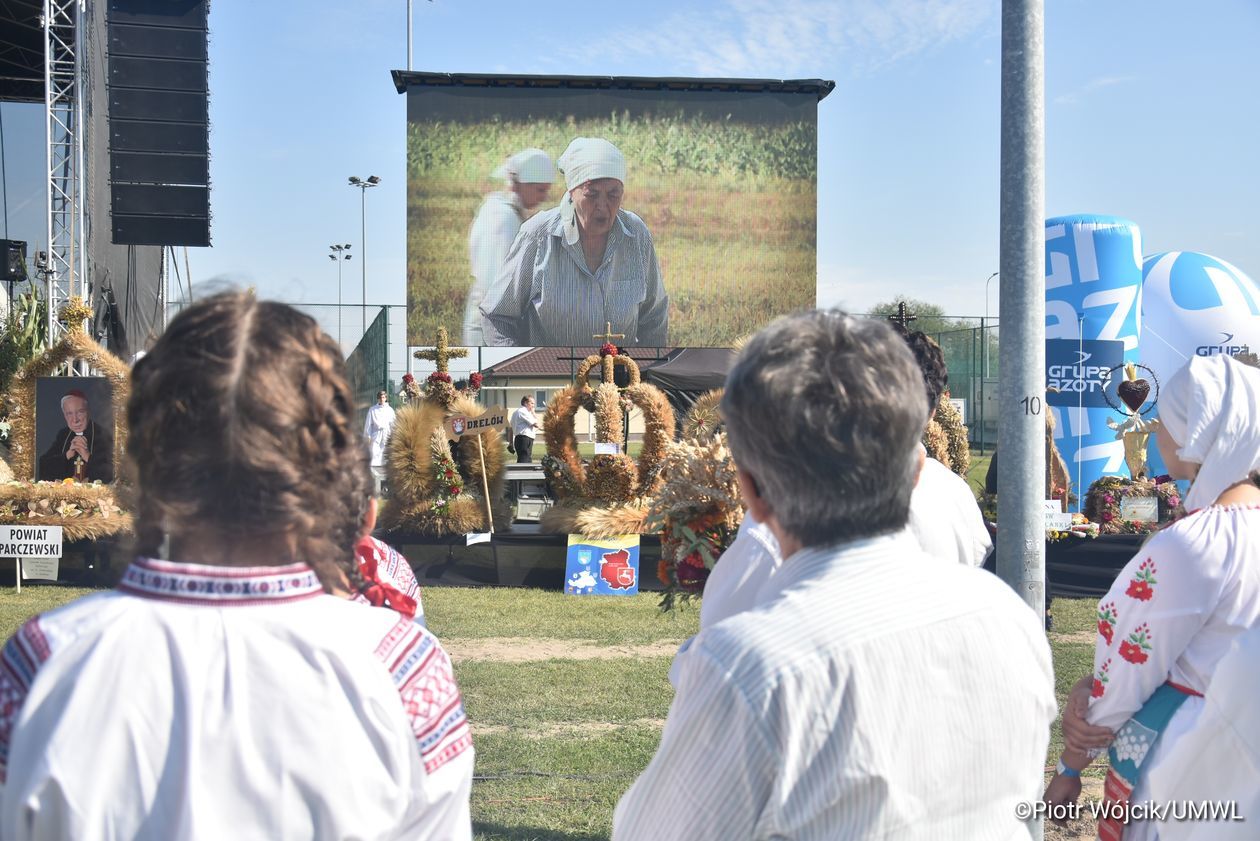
[406,82,819,348]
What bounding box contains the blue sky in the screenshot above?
[1,0,1257,370]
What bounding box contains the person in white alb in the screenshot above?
[0,292,473,841]
[464,148,556,345]
[510,394,541,464]
[363,389,397,494]
[898,328,991,567]
[616,311,1056,841]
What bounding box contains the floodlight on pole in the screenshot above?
[347,176,380,337]
[330,243,352,346]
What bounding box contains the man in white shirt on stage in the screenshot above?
[510,395,541,464]
[363,390,396,494]
[615,311,1055,841]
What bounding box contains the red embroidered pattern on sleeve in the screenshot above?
[1097,601,1118,646]
[375,619,472,774]
[0,617,52,783]
[1092,658,1111,698]
[1118,623,1153,665]
[1124,558,1157,602]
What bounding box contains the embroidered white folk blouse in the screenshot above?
[618,533,1057,841]
[0,558,473,841]
[1085,506,1260,839]
[1148,624,1260,839]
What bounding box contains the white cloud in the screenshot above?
[1053,75,1139,106]
[552,0,996,78]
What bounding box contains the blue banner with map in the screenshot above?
[564,535,640,596]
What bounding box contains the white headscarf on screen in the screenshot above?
[556,137,627,246]
[492,148,556,184]
[1157,354,1260,511]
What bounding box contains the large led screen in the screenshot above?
[404,76,827,348]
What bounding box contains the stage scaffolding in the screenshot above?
[43,0,86,342]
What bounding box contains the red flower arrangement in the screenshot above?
[657,513,733,596]
[468,371,483,391]
[1084,475,1184,534]
[402,373,415,386]
[431,440,462,516]
[599,342,619,358]
[427,371,452,385]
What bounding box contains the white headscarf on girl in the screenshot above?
[556,138,627,246]
[1157,354,1260,511]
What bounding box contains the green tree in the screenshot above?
[0,289,49,393]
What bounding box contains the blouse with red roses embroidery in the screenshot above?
[1086,505,1260,732]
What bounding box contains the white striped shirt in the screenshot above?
[480,206,668,347]
[615,533,1056,841]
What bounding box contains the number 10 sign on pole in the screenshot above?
[0,526,64,593]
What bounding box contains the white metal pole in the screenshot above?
[996,0,1047,627]
[361,186,367,337]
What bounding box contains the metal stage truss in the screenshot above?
[43,0,86,342]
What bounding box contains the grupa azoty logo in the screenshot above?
[1141,252,1260,385]
[1046,350,1113,395]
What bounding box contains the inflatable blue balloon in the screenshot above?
[1045,215,1144,507]
[1140,251,1260,478]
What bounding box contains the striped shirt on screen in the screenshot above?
[614,532,1057,841]
[480,207,668,347]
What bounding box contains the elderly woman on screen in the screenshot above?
[480,137,668,347]
[1044,354,1260,840]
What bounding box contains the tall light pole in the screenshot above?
[348,175,381,337]
[329,243,351,346]
[978,270,1000,454]
[984,271,999,378]
[997,0,1047,629]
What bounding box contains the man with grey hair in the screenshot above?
[614,311,1055,840]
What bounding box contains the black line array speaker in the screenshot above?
[107,0,210,247]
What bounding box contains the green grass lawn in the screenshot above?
[0,583,1097,839]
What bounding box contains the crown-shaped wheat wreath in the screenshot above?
[539,344,675,536]
[378,328,509,535]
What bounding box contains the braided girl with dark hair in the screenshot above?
[0,291,474,838]
[126,291,371,590]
